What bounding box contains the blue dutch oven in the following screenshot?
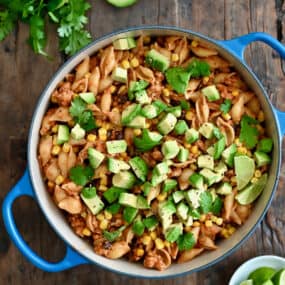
[2,26,285,278]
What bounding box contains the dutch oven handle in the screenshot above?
[219,32,285,136]
[2,168,89,272]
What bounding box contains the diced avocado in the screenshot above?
[107,157,130,173]
[141,104,158,119]
[79,92,95,104]
[137,195,150,209]
[153,161,169,176]
[222,144,237,167]
[158,200,176,230]
[145,49,170,72]
[81,186,96,199]
[157,113,177,135]
[129,156,148,182]
[142,181,152,196]
[152,100,167,114]
[185,189,202,209]
[143,215,159,230]
[151,173,167,186]
[80,193,104,215]
[189,208,201,219]
[185,128,199,143]
[118,192,137,208]
[106,140,127,154]
[162,140,180,159]
[199,122,214,139]
[174,120,188,135]
[121,103,141,125]
[254,151,271,167]
[113,37,136,50]
[214,161,228,174]
[216,182,232,195]
[112,67,128,83]
[207,146,215,156]
[105,203,121,214]
[88,147,105,169]
[132,220,145,236]
[202,85,220,101]
[213,137,226,160]
[199,168,221,186]
[135,90,151,105]
[197,155,214,170]
[57,125,69,145]
[172,191,185,203]
[184,216,194,227]
[163,179,177,193]
[113,171,136,189]
[177,202,189,220]
[177,147,189,162]
[128,80,149,100]
[127,116,146,128]
[189,173,204,189]
[71,123,86,140]
[103,186,126,203]
[164,223,183,242]
[257,138,273,153]
[123,206,138,223]
[167,106,182,117]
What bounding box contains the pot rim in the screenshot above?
[27,25,282,278]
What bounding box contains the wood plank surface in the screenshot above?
[0,0,284,284]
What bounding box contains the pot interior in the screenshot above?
[28,27,281,278]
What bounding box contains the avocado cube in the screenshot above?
[141,104,158,119]
[197,155,214,170]
[199,122,214,139]
[88,147,105,169]
[177,202,189,220]
[112,171,136,189]
[254,151,271,167]
[107,157,130,173]
[162,140,180,159]
[127,116,146,128]
[207,145,215,156]
[189,173,204,189]
[163,179,177,193]
[132,220,145,236]
[106,140,127,154]
[257,138,273,153]
[172,191,185,203]
[57,125,70,145]
[177,147,189,162]
[199,168,221,186]
[202,85,220,101]
[119,193,137,208]
[103,186,126,203]
[185,128,199,143]
[174,120,188,135]
[214,161,228,174]
[112,67,128,83]
[135,90,151,105]
[79,92,96,104]
[185,189,202,209]
[81,194,104,215]
[143,215,159,230]
[216,182,232,195]
[222,144,237,167]
[164,223,183,242]
[157,113,177,135]
[123,206,138,223]
[153,161,169,176]
[113,37,136,50]
[145,49,170,72]
[137,195,150,209]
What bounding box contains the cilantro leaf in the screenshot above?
[77,110,97,131]
[186,59,211,78]
[0,9,16,41]
[220,99,232,114]
[69,97,86,117]
[211,196,223,215]
[165,67,191,94]
[69,165,94,186]
[199,191,213,214]
[239,115,259,149]
[133,129,162,151]
[103,226,126,242]
[177,232,196,251]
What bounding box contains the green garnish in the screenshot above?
[211,196,223,215]
[199,191,223,214]
[220,99,232,114]
[69,165,94,186]
[180,100,190,110]
[133,129,162,151]
[132,220,145,236]
[103,226,126,242]
[213,127,223,139]
[81,186,96,199]
[177,232,196,251]
[105,203,121,214]
[128,80,149,100]
[103,187,126,203]
[239,115,259,149]
[142,215,159,230]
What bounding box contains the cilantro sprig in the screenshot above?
[199,192,223,214]
[220,99,232,114]
[239,115,259,149]
[177,232,196,251]
[69,165,93,186]
[103,226,126,242]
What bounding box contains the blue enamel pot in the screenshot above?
[2,26,285,278]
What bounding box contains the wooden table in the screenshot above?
[1,0,285,284]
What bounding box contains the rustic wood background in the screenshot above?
[1,0,285,284]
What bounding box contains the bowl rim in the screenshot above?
[27,25,282,279]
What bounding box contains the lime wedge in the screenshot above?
[236,174,268,205]
[248,267,276,285]
[234,155,255,190]
[261,280,274,285]
[240,280,253,285]
[272,269,285,285]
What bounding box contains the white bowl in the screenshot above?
[229,255,285,285]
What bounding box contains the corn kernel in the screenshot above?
[232,90,239,97]
[51,125,58,133]
[200,214,206,222]
[222,113,231,121]
[142,235,152,245]
[247,150,252,157]
[55,175,64,185]
[97,213,105,221]
[155,238,165,250]
[216,218,223,226]
[133,129,142,136]
[237,146,247,155]
[118,85,127,95]
[136,248,145,257]
[48,181,55,188]
[190,164,197,171]
[87,134,97,142]
[98,128,107,141]
[191,145,198,154]
[99,219,109,230]
[52,145,61,156]
[258,111,265,122]
[251,177,258,184]
[96,120,103,127]
[191,40,198,47]
[171,53,179,62]
[184,142,191,149]
[228,226,236,235]
[230,176,237,183]
[211,216,217,222]
[104,211,112,220]
[130,57,139,68]
[203,76,209,84]
[72,93,79,100]
[100,175,108,186]
[193,221,200,227]
[68,120,75,127]
[221,229,229,238]
[51,95,58,103]
[162,88,170,97]
[110,85,116,94]
[185,111,194,120]
[150,232,157,240]
[205,220,213,227]
[62,143,71,153]
[145,122,151,129]
[184,226,192,232]
[81,212,87,218]
[73,146,79,153]
[157,193,167,202]
[143,36,151,44]
[99,185,108,191]
[82,228,91,236]
[164,241,171,247]
[255,170,262,178]
[234,138,242,146]
[121,60,130,69]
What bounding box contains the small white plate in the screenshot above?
[229,255,285,285]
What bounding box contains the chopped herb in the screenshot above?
[69,165,94,186]
[199,191,213,214]
[105,203,121,214]
[128,80,149,100]
[211,196,223,215]
[213,127,223,139]
[0,9,16,41]
[81,186,96,199]
[220,99,232,114]
[134,129,162,151]
[239,115,259,149]
[186,59,211,78]
[180,100,190,110]
[177,232,196,251]
[103,226,126,242]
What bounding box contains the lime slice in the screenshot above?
[248,267,276,285]
[106,0,137,8]
[240,280,253,285]
[272,269,285,285]
[261,280,274,285]
[234,155,255,190]
[236,174,268,205]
